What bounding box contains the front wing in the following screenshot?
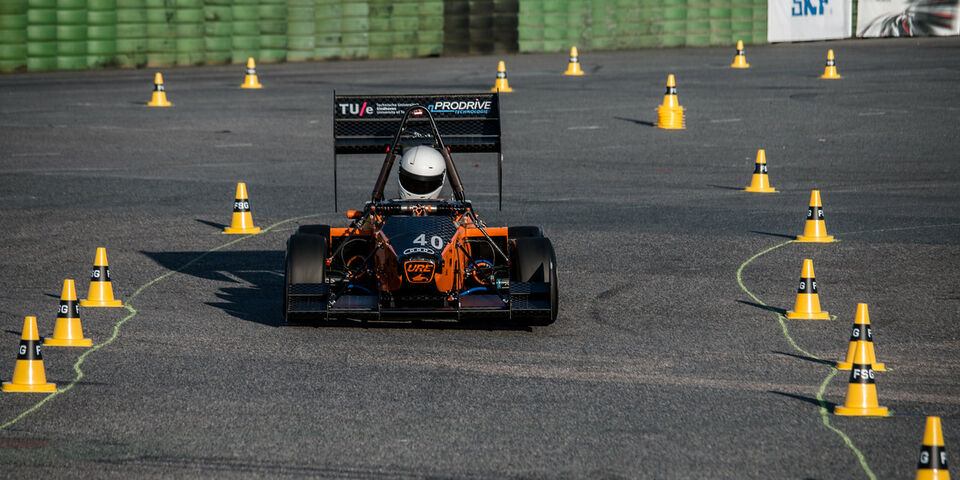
[285,282,552,323]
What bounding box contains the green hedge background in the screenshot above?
[0,0,768,73]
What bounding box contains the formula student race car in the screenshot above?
[282,93,557,325]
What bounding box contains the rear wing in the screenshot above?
[332,92,503,211]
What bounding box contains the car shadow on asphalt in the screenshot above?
[141,250,533,331]
[141,249,284,327]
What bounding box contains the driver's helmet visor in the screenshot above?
[399,169,444,195]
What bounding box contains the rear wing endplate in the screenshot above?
[332,92,503,211]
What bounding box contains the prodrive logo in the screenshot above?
[428,99,491,114]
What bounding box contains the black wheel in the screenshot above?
[510,236,558,325]
[297,224,330,237]
[508,225,543,240]
[283,233,328,321]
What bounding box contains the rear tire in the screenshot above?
[510,236,558,325]
[283,233,328,322]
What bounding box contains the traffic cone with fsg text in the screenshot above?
[743,149,776,192]
[656,74,685,130]
[834,340,888,416]
[490,60,513,92]
[80,247,123,307]
[223,182,261,234]
[730,40,750,68]
[3,316,56,393]
[564,46,584,76]
[916,416,950,480]
[836,303,885,371]
[785,258,830,320]
[820,49,842,79]
[44,279,92,347]
[240,57,262,89]
[796,190,835,242]
[146,72,172,107]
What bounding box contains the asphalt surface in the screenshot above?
[1,37,959,479]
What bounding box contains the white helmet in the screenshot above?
[398,145,446,200]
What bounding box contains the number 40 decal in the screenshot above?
[413,234,444,249]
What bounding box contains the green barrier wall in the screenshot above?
[1,0,770,73]
[518,0,768,52]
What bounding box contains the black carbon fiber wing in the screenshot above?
[331,92,504,211]
[333,93,501,154]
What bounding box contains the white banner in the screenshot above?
[768,0,853,42]
[857,0,960,37]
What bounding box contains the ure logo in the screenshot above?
[792,0,828,16]
[404,261,436,283]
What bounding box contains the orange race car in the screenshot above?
[282,93,558,326]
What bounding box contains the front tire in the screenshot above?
[283,233,328,322]
[510,236,558,325]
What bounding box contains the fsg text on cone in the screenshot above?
[836,303,885,371]
[916,416,950,480]
[224,182,261,234]
[44,279,92,347]
[796,190,835,242]
[81,247,123,307]
[834,340,889,416]
[3,316,56,393]
[785,259,830,320]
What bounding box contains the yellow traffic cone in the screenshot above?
[796,190,835,242]
[743,149,776,192]
[834,340,888,416]
[785,259,830,320]
[80,247,123,307]
[730,40,750,68]
[563,46,584,76]
[837,303,885,371]
[820,49,842,79]
[240,57,262,89]
[146,72,172,107]
[656,74,685,130]
[223,182,261,234]
[916,416,950,480]
[44,279,92,347]
[3,316,56,393]
[490,60,513,92]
